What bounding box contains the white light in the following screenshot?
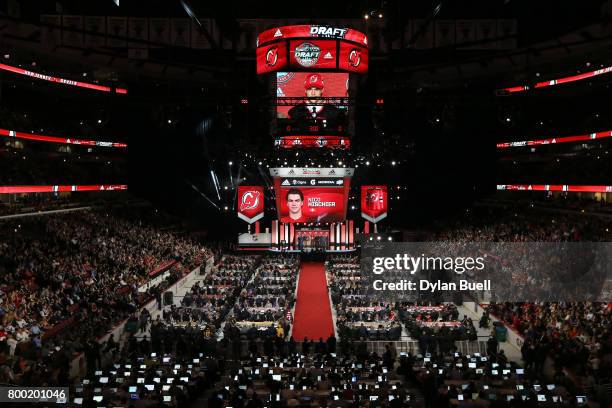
[97,119,102,123]
[387,236,392,241]
[224,206,228,210]
[229,161,233,165]
[377,236,381,241]
[258,161,262,165]
[366,161,370,166]
[167,119,172,124]
[391,161,396,165]
[338,161,342,165]
[378,13,383,18]
[505,117,511,122]
[224,186,228,190]
[364,14,369,19]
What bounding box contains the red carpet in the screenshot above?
[291,261,334,341]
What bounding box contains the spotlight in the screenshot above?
[229,161,233,165]
[505,117,511,122]
[387,236,392,241]
[364,14,369,19]
[378,13,383,18]
[391,161,396,166]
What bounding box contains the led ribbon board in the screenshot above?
[256,25,368,74]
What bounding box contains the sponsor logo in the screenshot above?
[266,47,278,66]
[309,26,348,38]
[274,28,282,38]
[288,169,295,175]
[348,48,362,67]
[294,42,320,67]
[281,180,290,186]
[324,51,333,59]
[335,179,344,185]
[291,179,307,186]
[301,169,321,175]
[329,169,336,175]
[310,179,316,185]
[240,190,261,211]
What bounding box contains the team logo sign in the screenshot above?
[361,185,388,223]
[348,48,361,67]
[240,190,261,211]
[366,188,384,211]
[237,186,264,223]
[266,47,278,66]
[294,42,320,67]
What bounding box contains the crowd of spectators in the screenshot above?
[0,207,213,386]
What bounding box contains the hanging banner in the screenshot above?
[237,186,264,223]
[361,185,388,223]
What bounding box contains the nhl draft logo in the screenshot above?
[266,47,278,67]
[348,48,362,68]
[294,42,320,67]
[240,190,261,212]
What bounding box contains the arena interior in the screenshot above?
[0,1,610,407]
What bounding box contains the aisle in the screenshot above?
[291,261,335,341]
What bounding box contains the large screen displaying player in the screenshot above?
[271,168,352,223]
[277,72,348,120]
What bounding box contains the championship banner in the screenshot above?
[237,186,264,224]
[361,185,388,223]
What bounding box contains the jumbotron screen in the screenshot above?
[271,168,353,223]
[277,72,348,119]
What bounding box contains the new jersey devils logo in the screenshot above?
[266,47,278,66]
[366,188,384,210]
[348,49,361,67]
[240,191,261,211]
